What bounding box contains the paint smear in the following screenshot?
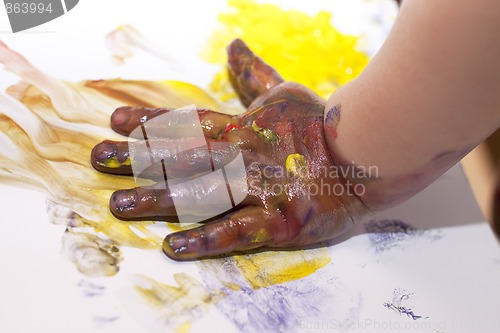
[202,0,369,101]
[121,273,224,333]
[197,255,362,333]
[233,248,331,288]
[119,248,332,331]
[0,40,220,276]
[383,288,429,321]
[62,228,123,277]
[365,219,443,253]
[106,24,179,67]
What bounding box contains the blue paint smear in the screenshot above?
[78,279,105,297]
[197,258,363,333]
[365,219,423,253]
[325,105,341,125]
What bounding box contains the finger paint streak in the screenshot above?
[121,273,225,332]
[0,41,220,276]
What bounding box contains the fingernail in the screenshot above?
[165,234,188,253]
[111,190,136,212]
[92,141,117,166]
[111,107,132,126]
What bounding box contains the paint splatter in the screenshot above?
[383,288,428,320]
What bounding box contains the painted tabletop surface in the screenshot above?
[0,1,499,332]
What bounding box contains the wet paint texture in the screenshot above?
[0,40,219,275]
[0,38,341,283]
[91,38,367,261]
[233,249,331,288]
[285,153,307,177]
[251,120,279,143]
[202,0,369,102]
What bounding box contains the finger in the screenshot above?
[109,186,176,220]
[110,106,236,139]
[91,140,132,175]
[227,39,285,107]
[110,106,170,136]
[91,138,242,179]
[162,207,290,260]
[110,169,248,220]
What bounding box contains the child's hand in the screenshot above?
[91,39,368,260]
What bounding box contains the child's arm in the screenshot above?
[324,0,500,210]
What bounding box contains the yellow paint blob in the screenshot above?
[234,248,331,289]
[202,0,369,102]
[286,153,307,176]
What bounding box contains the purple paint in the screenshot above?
[365,219,443,253]
[325,105,341,126]
[197,258,363,332]
[365,219,422,253]
[78,279,105,297]
[383,289,428,321]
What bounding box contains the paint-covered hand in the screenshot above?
[91,39,368,260]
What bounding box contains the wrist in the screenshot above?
[322,85,388,212]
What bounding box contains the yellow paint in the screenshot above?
[250,228,272,244]
[223,282,242,291]
[251,120,279,143]
[234,248,331,289]
[131,273,225,331]
[286,153,307,177]
[0,65,219,274]
[175,322,191,333]
[100,155,131,168]
[202,0,369,101]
